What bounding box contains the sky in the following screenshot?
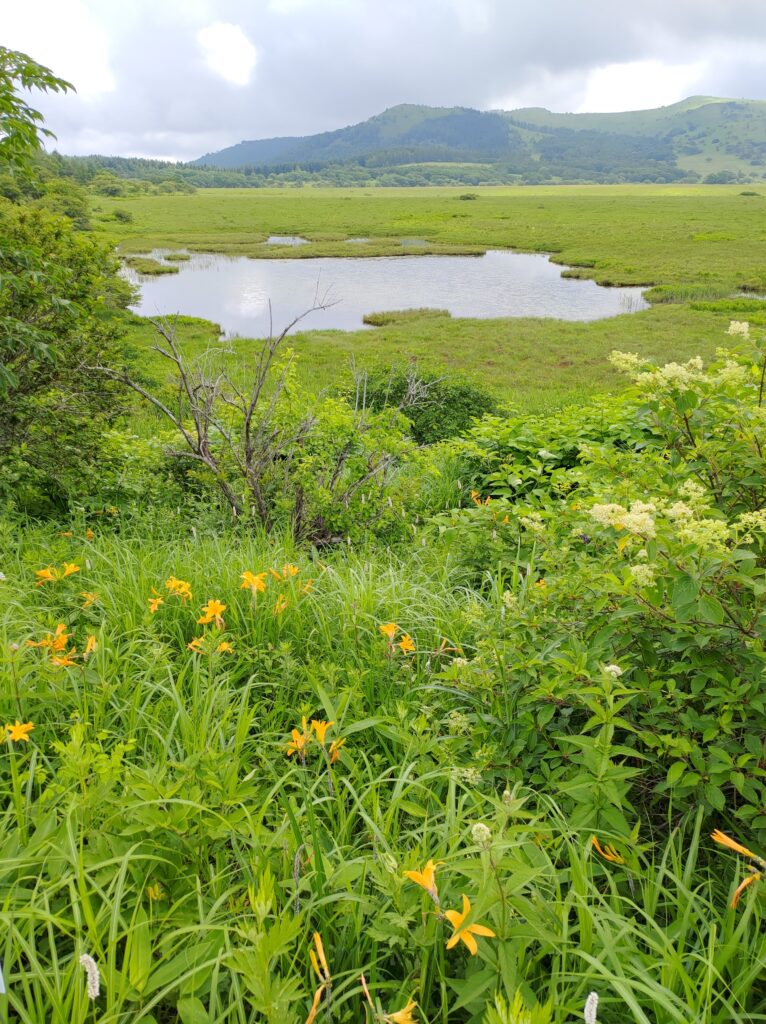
[5,0,766,162]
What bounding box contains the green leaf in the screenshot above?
[666,761,686,786]
[697,595,725,624]
[672,575,699,614]
[128,907,152,994]
[177,997,211,1024]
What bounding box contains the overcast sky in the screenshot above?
[5,0,766,162]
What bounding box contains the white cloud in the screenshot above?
[3,0,115,98]
[197,22,257,87]
[578,58,705,112]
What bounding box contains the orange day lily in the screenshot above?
[274,594,288,616]
[386,1000,418,1024]
[198,599,226,628]
[5,721,34,742]
[379,622,398,641]
[287,717,311,758]
[591,836,626,865]
[216,641,234,654]
[81,592,98,609]
[148,591,164,614]
[398,633,415,655]
[240,570,267,594]
[83,636,97,657]
[444,894,496,956]
[311,719,334,745]
[27,623,69,652]
[328,737,345,764]
[187,636,205,653]
[306,932,331,1024]
[403,859,442,904]
[165,576,193,602]
[711,829,766,907]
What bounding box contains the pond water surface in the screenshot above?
[124,249,648,338]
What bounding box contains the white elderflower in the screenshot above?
[715,360,748,386]
[603,664,624,677]
[447,710,470,734]
[519,511,545,534]
[589,503,626,527]
[608,350,643,375]
[678,518,731,550]
[678,479,706,504]
[79,954,100,1000]
[501,590,518,611]
[727,320,750,337]
[667,500,694,522]
[630,563,656,587]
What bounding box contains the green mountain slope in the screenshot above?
[192,96,766,184]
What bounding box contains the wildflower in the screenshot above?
[198,599,226,628]
[309,931,331,985]
[274,594,288,616]
[379,622,398,641]
[398,633,415,655]
[216,640,234,654]
[287,717,311,758]
[305,983,325,1024]
[311,719,334,745]
[602,664,623,678]
[727,320,750,337]
[62,563,80,578]
[711,829,766,906]
[328,737,346,764]
[50,650,78,668]
[584,991,599,1024]
[28,623,70,652]
[608,350,643,375]
[85,529,95,541]
[471,823,492,849]
[60,530,73,537]
[146,882,163,902]
[83,636,98,658]
[630,564,656,588]
[678,518,731,550]
[165,576,193,602]
[5,721,34,743]
[519,512,545,534]
[403,859,441,904]
[301,579,314,595]
[80,592,98,609]
[148,591,164,614]
[240,570,267,594]
[187,636,205,653]
[79,953,100,1000]
[386,1000,418,1024]
[591,836,626,865]
[444,895,496,956]
[0,572,5,581]
[34,565,57,586]
[282,563,300,577]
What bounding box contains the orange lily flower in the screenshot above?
[198,599,226,627]
[444,894,496,956]
[274,594,288,616]
[386,1000,418,1024]
[165,576,193,602]
[5,721,34,742]
[379,622,398,641]
[328,737,346,764]
[216,641,234,653]
[591,836,626,865]
[187,636,205,653]
[81,592,98,608]
[311,720,334,745]
[148,592,164,613]
[50,649,78,668]
[403,859,442,903]
[287,717,311,757]
[83,636,97,657]
[711,829,760,863]
[398,633,415,655]
[240,570,267,594]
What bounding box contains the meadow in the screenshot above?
[5,172,766,1023]
[102,185,766,411]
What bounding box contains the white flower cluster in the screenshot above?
[678,518,731,551]
[79,954,100,1000]
[519,511,545,534]
[678,479,707,505]
[471,822,493,848]
[639,357,705,394]
[630,563,656,587]
[714,360,748,386]
[609,350,643,375]
[667,500,694,522]
[502,590,519,611]
[584,991,599,1024]
[589,501,657,538]
[603,664,624,677]
[455,766,482,786]
[447,710,470,734]
[727,320,750,337]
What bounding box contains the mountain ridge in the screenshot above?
[191,96,766,184]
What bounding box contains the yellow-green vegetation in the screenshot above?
[5,53,766,1022]
[123,255,179,275]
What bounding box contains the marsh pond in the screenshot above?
[124,248,648,337]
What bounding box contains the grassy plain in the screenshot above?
[104,184,766,411]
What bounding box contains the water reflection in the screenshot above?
[123,248,649,338]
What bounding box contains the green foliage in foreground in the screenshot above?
[3,334,766,1021]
